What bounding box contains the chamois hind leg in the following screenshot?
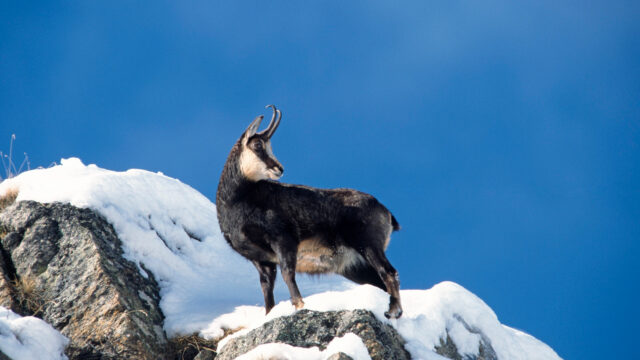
[272,241,305,310]
[359,247,402,319]
[252,260,277,314]
[341,263,387,291]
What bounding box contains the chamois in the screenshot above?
[216,105,403,318]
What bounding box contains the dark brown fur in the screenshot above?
[216,107,403,318]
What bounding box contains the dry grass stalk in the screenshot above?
[13,274,47,317]
[169,333,219,360]
[0,188,18,211]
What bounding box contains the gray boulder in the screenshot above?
[216,308,499,360]
[0,201,168,359]
[216,309,411,360]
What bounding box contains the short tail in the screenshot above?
[391,214,401,231]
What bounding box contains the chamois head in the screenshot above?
[239,105,284,181]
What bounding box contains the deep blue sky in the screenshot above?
[2,2,638,358]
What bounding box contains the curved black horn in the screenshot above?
[259,105,282,138]
[268,109,282,138]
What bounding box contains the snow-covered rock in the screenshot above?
[0,157,347,337]
[233,332,372,360]
[207,283,559,360]
[0,158,562,360]
[215,309,408,360]
[0,201,167,359]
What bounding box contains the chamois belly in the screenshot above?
[295,237,364,274]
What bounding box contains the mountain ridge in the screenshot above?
[0,159,561,359]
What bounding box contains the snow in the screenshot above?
[0,158,348,336]
[207,283,561,360]
[235,333,371,360]
[0,158,561,360]
[0,306,68,360]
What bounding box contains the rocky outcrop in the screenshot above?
[216,309,411,360]
[0,201,167,359]
[216,308,499,360]
[0,199,500,360]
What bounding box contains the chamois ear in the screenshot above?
[243,115,264,143]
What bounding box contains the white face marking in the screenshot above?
[238,138,282,181]
[239,146,269,181]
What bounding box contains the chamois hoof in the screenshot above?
[293,300,305,310]
[385,308,403,319]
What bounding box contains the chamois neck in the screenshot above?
[216,142,255,206]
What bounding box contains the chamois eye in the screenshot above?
[254,141,263,150]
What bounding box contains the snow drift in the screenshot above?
[206,283,560,360]
[0,306,68,360]
[0,158,561,359]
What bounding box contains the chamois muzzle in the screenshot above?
[270,165,284,178]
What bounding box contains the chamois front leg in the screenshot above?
[273,241,305,310]
[252,260,277,314]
